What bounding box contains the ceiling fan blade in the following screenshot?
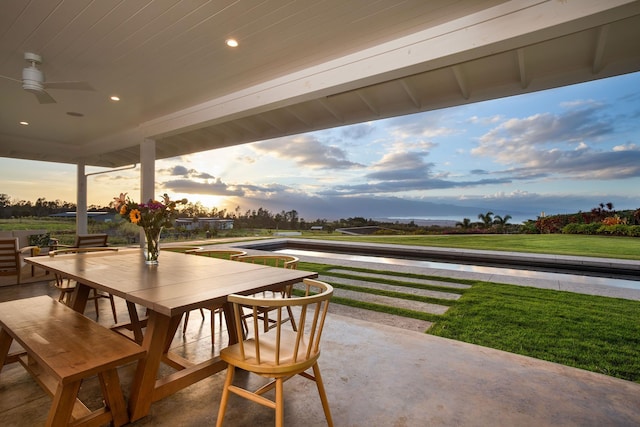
[44,81,94,91]
[31,89,56,104]
[0,74,22,84]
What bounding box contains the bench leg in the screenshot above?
[47,381,81,427]
[0,329,13,372]
[99,368,129,427]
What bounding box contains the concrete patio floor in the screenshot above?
[1,245,639,426]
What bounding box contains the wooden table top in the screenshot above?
[26,249,317,317]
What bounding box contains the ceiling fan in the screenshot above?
[0,52,94,104]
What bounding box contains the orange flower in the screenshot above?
[119,205,127,215]
[130,209,141,224]
[112,192,128,210]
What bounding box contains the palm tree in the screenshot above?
[477,211,494,229]
[493,214,512,233]
[456,218,472,230]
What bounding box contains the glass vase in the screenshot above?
[144,227,162,265]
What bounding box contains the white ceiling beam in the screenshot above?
[285,106,313,127]
[355,90,380,116]
[317,98,343,122]
[593,24,610,74]
[229,119,260,137]
[517,48,528,88]
[256,113,285,133]
[399,78,421,109]
[452,65,470,100]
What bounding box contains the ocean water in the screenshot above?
[383,215,535,225]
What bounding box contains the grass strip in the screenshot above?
[322,294,441,323]
[323,281,456,306]
[323,271,467,295]
[300,261,472,289]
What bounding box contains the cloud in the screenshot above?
[366,152,434,181]
[468,114,503,125]
[252,135,364,169]
[473,103,613,160]
[468,102,640,180]
[322,176,513,196]
[163,165,215,179]
[341,123,375,139]
[162,178,244,196]
[385,111,458,139]
[499,146,640,180]
[613,143,638,151]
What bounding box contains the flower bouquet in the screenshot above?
[111,193,187,264]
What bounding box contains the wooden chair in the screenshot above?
[236,255,300,332]
[181,249,246,341]
[188,248,247,260]
[0,238,35,285]
[216,278,334,427]
[49,247,119,323]
[52,233,109,250]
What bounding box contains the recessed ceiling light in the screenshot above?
[225,38,238,47]
[19,121,29,126]
[110,95,120,101]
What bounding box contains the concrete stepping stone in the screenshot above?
[328,304,433,333]
[319,275,461,301]
[328,269,471,290]
[331,287,450,315]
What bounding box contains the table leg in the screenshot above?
[126,302,144,344]
[223,302,241,345]
[69,284,91,314]
[128,310,171,422]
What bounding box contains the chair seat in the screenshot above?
[220,330,318,375]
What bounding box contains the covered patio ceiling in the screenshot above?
[1,0,640,168]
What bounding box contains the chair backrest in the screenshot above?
[49,247,119,257]
[74,234,108,248]
[228,278,333,369]
[236,254,299,269]
[188,249,247,260]
[0,238,20,277]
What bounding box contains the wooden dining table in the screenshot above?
[26,248,317,421]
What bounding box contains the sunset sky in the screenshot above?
[2,71,639,224]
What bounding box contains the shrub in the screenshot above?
[562,223,601,235]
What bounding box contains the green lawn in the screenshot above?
[300,261,640,383]
[304,233,640,260]
[429,281,640,382]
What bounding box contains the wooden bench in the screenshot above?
[0,296,145,426]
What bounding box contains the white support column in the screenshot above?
[140,139,156,246]
[77,162,88,234]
